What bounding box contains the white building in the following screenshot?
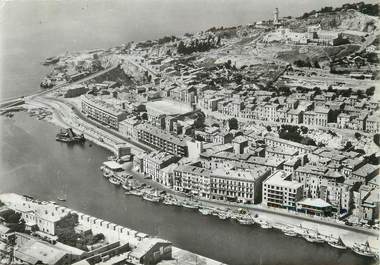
[262,170,303,210]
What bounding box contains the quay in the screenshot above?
[0,193,226,265]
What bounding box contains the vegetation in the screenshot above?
[301,2,379,18]
[177,36,220,55]
[279,125,316,146]
[228,118,239,130]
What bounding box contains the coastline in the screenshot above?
[14,96,380,252]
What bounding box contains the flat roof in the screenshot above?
[265,171,303,189]
[103,161,123,170]
[146,100,192,116]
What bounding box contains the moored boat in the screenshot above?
[125,190,143,197]
[283,226,298,237]
[143,193,161,203]
[303,231,324,244]
[122,183,131,191]
[109,178,121,186]
[198,207,213,216]
[258,220,272,229]
[351,241,377,258]
[181,201,198,209]
[237,215,254,225]
[327,236,347,250]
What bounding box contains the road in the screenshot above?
[38,96,154,154]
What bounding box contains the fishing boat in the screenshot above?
[327,236,347,250]
[181,201,198,209]
[351,241,377,258]
[259,220,272,229]
[217,212,230,220]
[57,192,67,202]
[283,227,298,237]
[143,193,161,203]
[163,198,174,205]
[109,178,121,186]
[237,215,254,225]
[122,183,131,191]
[127,190,143,197]
[198,207,213,216]
[303,231,324,244]
[103,171,112,178]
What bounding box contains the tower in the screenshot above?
[274,8,279,24]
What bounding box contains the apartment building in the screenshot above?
[210,167,271,203]
[81,94,127,130]
[262,170,303,210]
[136,123,188,157]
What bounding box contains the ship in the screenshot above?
[42,56,60,65]
[198,207,213,216]
[56,128,85,143]
[109,177,121,186]
[351,241,377,258]
[327,236,347,250]
[142,193,161,203]
[303,230,324,244]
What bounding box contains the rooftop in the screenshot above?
[146,100,192,116]
[265,170,303,189]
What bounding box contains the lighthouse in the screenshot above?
[274,8,279,24]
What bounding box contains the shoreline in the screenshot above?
[7,100,380,252]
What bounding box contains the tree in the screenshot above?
[141,113,148,120]
[228,118,238,130]
[266,125,272,132]
[366,86,375,97]
[354,132,361,139]
[374,134,380,147]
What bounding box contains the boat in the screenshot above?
[56,128,85,143]
[126,190,143,197]
[143,193,161,203]
[198,208,213,216]
[43,56,60,65]
[351,241,377,258]
[181,201,198,209]
[259,220,272,229]
[109,178,121,186]
[122,184,131,191]
[327,236,347,250]
[303,231,324,244]
[57,192,67,202]
[237,215,254,225]
[163,198,174,205]
[103,171,112,178]
[217,212,230,220]
[283,227,298,237]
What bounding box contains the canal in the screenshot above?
[0,112,375,265]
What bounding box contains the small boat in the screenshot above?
[103,171,112,178]
[57,193,67,202]
[327,236,347,250]
[259,220,272,229]
[163,198,174,205]
[283,227,298,237]
[198,208,213,216]
[303,231,324,244]
[217,212,230,220]
[237,215,254,225]
[181,201,198,209]
[127,190,143,197]
[351,241,377,258]
[122,184,131,191]
[143,193,161,203]
[109,178,121,186]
